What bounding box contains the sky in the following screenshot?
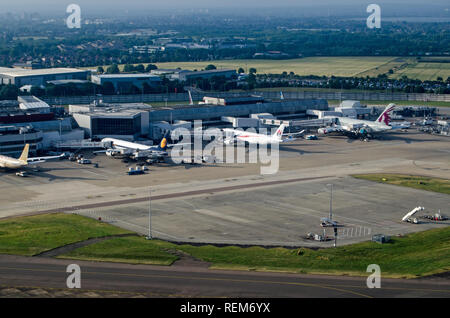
[0,0,448,16]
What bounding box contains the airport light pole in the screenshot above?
[327,183,333,220]
[147,188,153,240]
[327,183,337,248]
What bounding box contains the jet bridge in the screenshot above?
[260,118,334,128]
[54,140,112,150]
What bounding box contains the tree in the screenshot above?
[123,64,135,73]
[135,64,145,73]
[205,64,217,71]
[0,85,18,100]
[97,66,105,74]
[249,68,257,74]
[145,64,158,72]
[436,76,443,82]
[106,64,120,74]
[247,73,257,90]
[30,86,45,96]
[238,67,245,74]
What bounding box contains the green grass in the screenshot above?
[2,212,448,277]
[59,228,450,278]
[59,236,177,265]
[88,56,450,80]
[0,213,131,256]
[154,57,397,77]
[88,56,397,78]
[175,228,450,278]
[352,174,450,195]
[390,61,450,81]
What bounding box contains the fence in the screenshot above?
[41,90,450,105]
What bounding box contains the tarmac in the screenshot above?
[0,129,449,247]
[0,254,449,298]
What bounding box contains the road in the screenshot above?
[0,255,449,298]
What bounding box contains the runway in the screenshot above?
[0,255,449,298]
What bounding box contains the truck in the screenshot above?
[127,167,145,175]
[77,159,92,165]
[15,171,29,177]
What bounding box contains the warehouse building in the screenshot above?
[91,74,162,92]
[0,67,90,87]
[172,69,237,82]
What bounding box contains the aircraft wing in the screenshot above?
[281,130,305,142]
[318,125,345,134]
[27,160,47,165]
[27,154,63,163]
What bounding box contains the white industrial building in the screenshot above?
[70,103,151,140]
[0,67,90,87]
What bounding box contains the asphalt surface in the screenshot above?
[0,255,449,298]
[25,175,333,215]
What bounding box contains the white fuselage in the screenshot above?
[0,155,27,169]
[332,117,393,133]
[102,138,152,151]
[223,129,281,145]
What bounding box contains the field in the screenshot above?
[0,211,447,278]
[92,56,450,80]
[389,61,450,81]
[354,57,415,78]
[0,213,131,256]
[58,228,450,278]
[59,236,177,265]
[153,56,397,77]
[352,174,450,195]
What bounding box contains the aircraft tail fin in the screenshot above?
[19,144,30,163]
[157,131,171,151]
[376,103,396,125]
[188,90,194,105]
[273,124,286,140]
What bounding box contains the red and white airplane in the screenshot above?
[222,124,303,146]
[318,103,397,137]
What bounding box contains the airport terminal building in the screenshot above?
[70,97,328,140]
[70,104,150,140]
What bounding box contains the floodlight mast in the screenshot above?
[147,188,153,240]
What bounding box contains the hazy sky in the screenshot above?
[1,0,448,16]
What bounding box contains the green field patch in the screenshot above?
[61,229,450,278]
[390,62,450,81]
[352,174,450,195]
[59,236,178,265]
[158,228,449,278]
[0,213,131,256]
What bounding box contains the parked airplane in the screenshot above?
[0,144,63,170]
[100,132,171,160]
[222,124,303,146]
[318,104,397,139]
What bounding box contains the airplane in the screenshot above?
[318,103,397,139]
[0,144,64,170]
[100,132,171,160]
[222,124,304,146]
